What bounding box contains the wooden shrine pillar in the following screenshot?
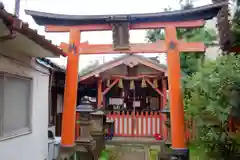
[61,29,80,149]
[162,77,168,140]
[97,79,103,109]
[165,26,188,158]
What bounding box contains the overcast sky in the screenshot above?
[2,0,212,70]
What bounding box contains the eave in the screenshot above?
[0,6,66,57]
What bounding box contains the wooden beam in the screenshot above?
[162,77,168,141]
[62,40,204,54]
[75,112,80,139]
[60,41,205,55]
[79,41,166,54]
[103,79,120,95]
[111,74,160,80]
[61,29,80,146]
[165,26,185,148]
[159,95,163,138]
[45,20,205,32]
[59,41,89,53]
[59,42,69,53]
[178,41,205,52]
[97,79,103,109]
[145,79,165,98]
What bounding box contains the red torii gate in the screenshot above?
[26,2,226,159]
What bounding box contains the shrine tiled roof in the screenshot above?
[25,2,227,26]
[79,54,167,82]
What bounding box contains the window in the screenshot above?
[0,73,32,139]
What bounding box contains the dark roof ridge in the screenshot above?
[25,2,227,20]
[26,2,227,26]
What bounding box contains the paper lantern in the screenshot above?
[141,79,147,88]
[130,80,135,90]
[118,79,123,88]
[153,79,158,88]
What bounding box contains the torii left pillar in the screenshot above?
[59,29,80,160]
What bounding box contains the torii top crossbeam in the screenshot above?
[26,2,223,27]
[27,2,226,159]
[26,3,225,56]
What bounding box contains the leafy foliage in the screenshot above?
[183,1,240,159]
[100,148,119,160]
[232,0,240,47]
[146,1,240,159]
[146,19,217,77]
[184,55,240,159]
[146,2,217,76]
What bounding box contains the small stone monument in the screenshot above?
[75,97,96,160]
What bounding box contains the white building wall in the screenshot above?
[0,54,50,160]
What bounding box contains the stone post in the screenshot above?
[159,107,171,160]
[75,98,96,160]
[105,119,114,140]
[161,107,171,147]
[91,110,107,160]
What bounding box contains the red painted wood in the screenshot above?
[105,112,199,138]
[150,112,153,136]
[131,112,135,137]
[45,20,205,32]
[146,112,149,136]
[136,112,139,136]
[141,112,144,136]
[126,112,130,136]
[75,112,80,138]
[154,112,158,135]
[121,113,124,136]
[103,79,120,95]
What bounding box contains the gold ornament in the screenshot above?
[153,79,158,88]
[118,79,123,88]
[107,79,111,87]
[141,79,147,88]
[130,80,135,90]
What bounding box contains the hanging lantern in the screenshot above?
[107,79,111,87]
[118,79,123,88]
[153,79,158,88]
[141,79,147,88]
[130,80,135,90]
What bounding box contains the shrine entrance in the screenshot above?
[77,54,168,138]
[27,2,226,160]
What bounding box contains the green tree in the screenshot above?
[146,2,240,159]
[183,1,240,159]
[146,7,217,76]
[184,55,240,159]
[146,3,217,111]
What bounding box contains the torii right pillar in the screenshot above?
[165,26,188,159]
